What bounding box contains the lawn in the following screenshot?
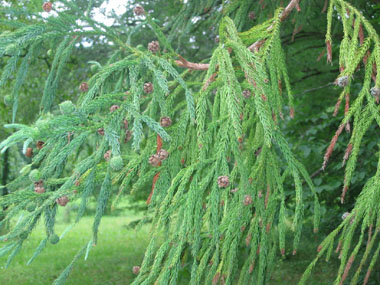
[0,211,151,285]
[0,210,339,285]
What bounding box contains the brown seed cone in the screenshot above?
[34,180,45,193]
[79,82,89,92]
[42,2,52,12]
[335,76,349,87]
[109,105,119,112]
[230,188,238,193]
[104,150,111,161]
[160,116,172,127]
[124,130,132,143]
[97,128,105,136]
[36,141,45,150]
[248,11,255,20]
[149,154,161,166]
[143,82,154,94]
[244,195,253,206]
[217,176,229,188]
[148,41,160,53]
[341,212,350,220]
[123,119,129,129]
[25,147,33,158]
[56,196,69,207]
[34,186,46,194]
[371,86,380,96]
[157,149,169,161]
[132,265,140,275]
[370,87,380,103]
[242,89,251,98]
[133,5,145,16]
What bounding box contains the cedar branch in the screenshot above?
[175,0,301,70]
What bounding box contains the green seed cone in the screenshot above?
[110,156,124,171]
[49,234,60,245]
[29,169,41,183]
[3,95,12,106]
[59,100,76,115]
[90,64,98,73]
[26,202,36,212]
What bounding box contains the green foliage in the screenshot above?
[0,0,379,284]
[300,1,380,284]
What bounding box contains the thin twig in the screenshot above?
[280,0,302,21]
[248,0,301,52]
[176,0,301,70]
[293,82,334,96]
[175,56,209,70]
[146,135,162,205]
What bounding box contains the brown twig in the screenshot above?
[248,0,302,52]
[202,72,218,91]
[175,0,301,70]
[175,55,209,70]
[280,0,302,21]
[146,135,163,205]
[248,39,266,52]
[322,0,328,13]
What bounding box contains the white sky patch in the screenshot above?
[40,1,129,26]
[40,1,131,48]
[91,0,128,26]
[191,16,201,24]
[0,0,11,7]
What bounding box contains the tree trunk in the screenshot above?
[2,148,9,195]
[0,148,9,234]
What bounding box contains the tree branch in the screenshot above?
[291,68,339,84]
[174,55,209,70]
[280,0,302,21]
[176,0,302,70]
[248,0,301,51]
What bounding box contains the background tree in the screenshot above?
[0,0,379,284]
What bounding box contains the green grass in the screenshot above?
[0,211,340,285]
[0,213,151,285]
[268,235,338,284]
